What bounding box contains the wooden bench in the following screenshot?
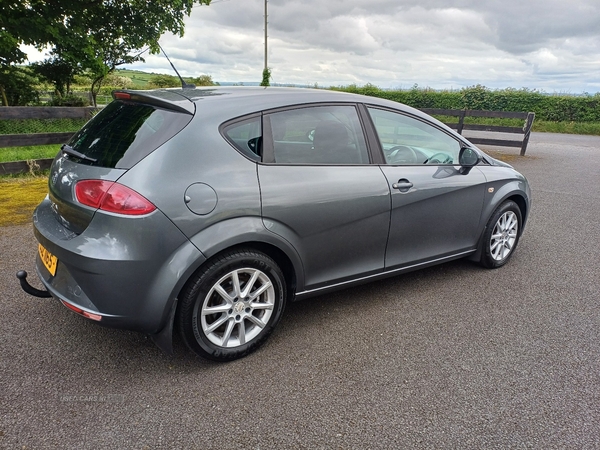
[420,108,535,156]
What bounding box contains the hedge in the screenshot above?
[333,84,600,122]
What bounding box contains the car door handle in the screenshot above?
[392,179,413,191]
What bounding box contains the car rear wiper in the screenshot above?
[61,144,97,163]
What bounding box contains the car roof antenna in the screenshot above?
[157,42,195,89]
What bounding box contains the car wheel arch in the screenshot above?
[507,194,528,231]
[151,240,299,355]
[179,241,299,302]
[468,190,529,263]
[488,192,528,234]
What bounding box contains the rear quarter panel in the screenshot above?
[117,115,262,242]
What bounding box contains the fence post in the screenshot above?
[84,106,99,120]
[457,110,466,135]
[520,112,535,156]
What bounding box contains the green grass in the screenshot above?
[0,118,78,164]
[433,116,600,136]
[532,120,600,135]
[0,145,60,163]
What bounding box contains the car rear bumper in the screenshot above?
[31,197,205,333]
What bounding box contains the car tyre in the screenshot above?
[178,249,286,361]
[480,200,522,269]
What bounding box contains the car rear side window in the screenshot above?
[222,116,262,161]
[65,100,193,169]
[265,105,369,165]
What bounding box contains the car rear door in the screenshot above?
[257,104,391,292]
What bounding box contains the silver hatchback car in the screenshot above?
[19,87,531,361]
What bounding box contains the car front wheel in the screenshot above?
[480,200,522,269]
[178,249,286,361]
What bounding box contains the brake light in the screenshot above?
[75,180,156,215]
[113,92,131,100]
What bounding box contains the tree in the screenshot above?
[0,29,26,68]
[191,74,217,86]
[32,55,81,98]
[103,73,134,89]
[1,0,212,105]
[260,67,271,87]
[0,66,39,106]
[148,74,181,88]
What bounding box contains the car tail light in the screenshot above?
[75,180,156,215]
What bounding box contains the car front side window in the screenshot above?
[367,107,461,165]
[265,105,369,165]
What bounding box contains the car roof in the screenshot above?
[129,86,429,121]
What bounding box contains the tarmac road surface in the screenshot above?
[1,132,599,449]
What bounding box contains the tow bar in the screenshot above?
[16,271,52,298]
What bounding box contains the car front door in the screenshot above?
[366,107,487,269]
[258,104,391,291]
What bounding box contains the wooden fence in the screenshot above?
[1,106,535,175]
[0,107,97,175]
[420,108,535,156]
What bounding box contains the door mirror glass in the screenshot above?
[459,147,481,167]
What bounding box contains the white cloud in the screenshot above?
[23,0,600,92]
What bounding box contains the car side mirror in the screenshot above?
[458,147,482,174]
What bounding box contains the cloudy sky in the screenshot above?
[28,0,600,92]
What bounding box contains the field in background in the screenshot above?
[116,69,159,88]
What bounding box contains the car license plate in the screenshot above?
[38,244,58,276]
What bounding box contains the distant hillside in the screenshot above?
[114,69,307,88]
[115,69,157,88]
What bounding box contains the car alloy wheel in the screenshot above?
[179,249,286,361]
[199,267,276,348]
[480,200,522,269]
[490,211,518,261]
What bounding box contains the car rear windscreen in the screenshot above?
[65,100,193,169]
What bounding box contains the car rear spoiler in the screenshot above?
[112,90,195,115]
